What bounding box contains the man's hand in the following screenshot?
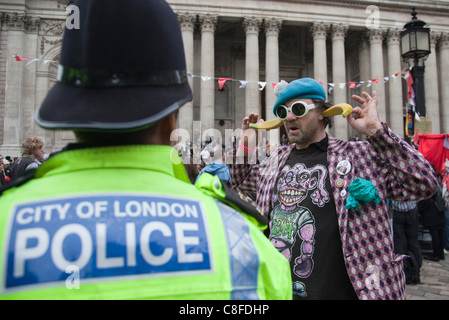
[237,113,263,156]
[348,91,383,136]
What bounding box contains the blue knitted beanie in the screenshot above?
[273,78,326,116]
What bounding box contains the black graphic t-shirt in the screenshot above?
[269,137,357,300]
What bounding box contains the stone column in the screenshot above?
[312,22,329,99]
[198,14,217,133]
[2,14,29,155]
[177,12,196,137]
[386,28,404,137]
[438,32,449,133]
[424,31,440,134]
[264,17,282,121]
[331,23,348,140]
[368,28,386,123]
[358,34,371,94]
[243,16,262,116]
[22,21,40,141]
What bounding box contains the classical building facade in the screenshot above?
[1,0,449,157]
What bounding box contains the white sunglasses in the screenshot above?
[275,101,318,120]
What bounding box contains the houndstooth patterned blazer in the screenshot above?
[229,123,438,300]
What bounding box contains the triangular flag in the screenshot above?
[218,78,232,90]
[14,53,31,61]
[415,111,420,121]
[272,82,277,88]
[201,76,211,81]
[328,83,334,94]
[407,72,414,99]
[339,83,346,89]
[371,79,379,83]
[356,81,364,88]
[239,80,249,88]
[349,82,356,89]
[26,59,39,65]
[383,76,389,83]
[258,82,267,91]
[318,79,323,85]
[367,80,372,87]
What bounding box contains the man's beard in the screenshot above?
[286,121,319,148]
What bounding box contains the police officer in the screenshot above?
[0,0,291,300]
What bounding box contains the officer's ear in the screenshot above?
[155,111,179,146]
[161,112,177,136]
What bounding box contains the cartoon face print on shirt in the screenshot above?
[269,163,330,293]
[273,163,330,210]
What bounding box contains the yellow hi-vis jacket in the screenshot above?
[0,145,292,300]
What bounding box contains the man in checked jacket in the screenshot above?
[228,78,438,300]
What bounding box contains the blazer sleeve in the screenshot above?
[227,150,261,198]
[366,123,438,201]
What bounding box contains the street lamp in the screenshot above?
[400,8,431,117]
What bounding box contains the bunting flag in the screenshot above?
[239,80,249,88]
[13,54,56,65]
[14,53,31,61]
[405,68,420,120]
[407,69,414,100]
[10,52,423,97]
[218,78,232,90]
[26,59,40,65]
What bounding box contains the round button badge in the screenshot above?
[336,160,352,175]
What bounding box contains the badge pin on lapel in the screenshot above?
[335,178,347,197]
[336,160,352,176]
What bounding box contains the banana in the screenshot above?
[322,103,353,118]
[249,118,283,130]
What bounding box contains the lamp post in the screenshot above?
[400,8,431,117]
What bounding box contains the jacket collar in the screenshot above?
[35,144,190,184]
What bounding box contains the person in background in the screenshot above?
[390,200,422,284]
[418,169,446,262]
[10,136,45,180]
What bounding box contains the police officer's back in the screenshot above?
[0,0,291,300]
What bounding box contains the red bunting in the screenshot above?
[349,82,356,89]
[218,78,232,90]
[371,79,379,83]
[14,53,31,61]
[407,72,414,100]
